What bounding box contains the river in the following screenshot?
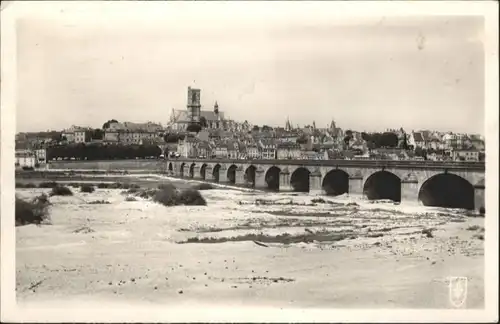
[15,174,485,309]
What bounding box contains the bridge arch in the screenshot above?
[245,165,257,188]
[180,162,186,177]
[212,164,221,182]
[363,171,401,202]
[200,163,208,180]
[265,166,281,191]
[290,167,311,192]
[227,164,237,184]
[189,163,196,178]
[418,173,474,210]
[168,162,173,173]
[322,169,349,196]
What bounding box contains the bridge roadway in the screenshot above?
[166,158,485,212]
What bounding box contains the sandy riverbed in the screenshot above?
[15,178,484,309]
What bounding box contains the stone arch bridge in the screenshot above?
[167,158,485,212]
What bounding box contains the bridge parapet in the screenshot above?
[166,158,485,212]
[349,170,363,179]
[401,173,418,184]
[170,158,485,171]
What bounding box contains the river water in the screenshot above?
[114,173,480,246]
[15,172,485,309]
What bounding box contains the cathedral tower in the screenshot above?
[187,86,201,123]
[214,101,220,128]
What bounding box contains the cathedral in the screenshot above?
[169,87,225,131]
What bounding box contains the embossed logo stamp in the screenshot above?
[449,276,468,308]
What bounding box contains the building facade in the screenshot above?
[259,140,277,159]
[246,144,261,159]
[277,142,301,159]
[15,149,36,168]
[452,149,480,162]
[62,125,92,143]
[103,121,162,144]
[177,137,199,158]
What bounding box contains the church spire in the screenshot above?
[285,116,292,131]
[214,101,219,114]
[329,118,337,130]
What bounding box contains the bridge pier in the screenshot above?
[235,168,246,186]
[279,170,292,191]
[181,164,189,178]
[193,165,202,180]
[218,166,228,183]
[348,176,364,197]
[205,166,214,181]
[401,179,419,202]
[309,171,323,196]
[474,184,485,214]
[159,161,168,174]
[255,169,266,189]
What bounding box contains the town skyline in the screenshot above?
[16,4,485,135]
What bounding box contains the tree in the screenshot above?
[296,134,308,144]
[361,132,371,142]
[74,143,86,160]
[399,132,409,150]
[345,130,353,137]
[199,116,208,128]
[164,133,180,143]
[262,125,273,132]
[367,132,397,148]
[380,132,399,148]
[252,125,260,132]
[51,132,63,142]
[369,133,381,148]
[91,129,104,140]
[102,119,118,129]
[343,135,351,148]
[186,123,202,133]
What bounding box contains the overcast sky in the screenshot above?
[15,2,485,134]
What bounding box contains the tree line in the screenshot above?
[342,131,403,149]
[47,143,162,161]
[164,133,186,143]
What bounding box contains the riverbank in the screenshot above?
[15,170,263,192]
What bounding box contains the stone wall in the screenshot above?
[48,159,167,171]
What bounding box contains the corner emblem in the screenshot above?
[449,276,468,308]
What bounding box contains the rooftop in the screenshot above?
[412,132,424,142]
